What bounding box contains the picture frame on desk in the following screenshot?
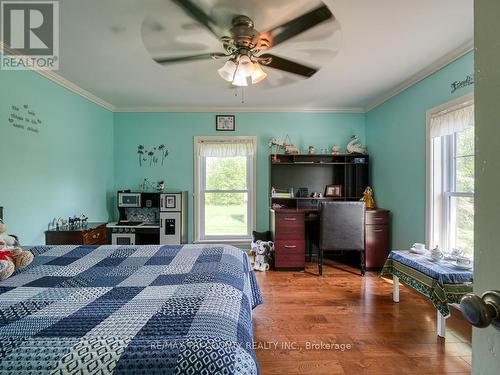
[325,184,342,197]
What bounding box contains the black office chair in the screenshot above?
[318,201,366,276]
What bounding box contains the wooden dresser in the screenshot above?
[271,209,390,271]
[45,223,108,245]
[365,209,391,270]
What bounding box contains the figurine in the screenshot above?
[346,135,367,154]
[360,186,376,209]
[331,145,341,155]
[156,180,165,192]
[308,146,316,155]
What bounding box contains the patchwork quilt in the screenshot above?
[0,244,263,374]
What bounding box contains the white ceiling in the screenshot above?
[56,0,473,110]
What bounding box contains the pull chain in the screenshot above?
[232,86,245,104]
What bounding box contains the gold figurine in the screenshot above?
[360,186,376,210]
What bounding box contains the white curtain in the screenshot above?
[199,140,254,157]
[430,103,474,138]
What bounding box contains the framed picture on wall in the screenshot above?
[216,115,235,131]
[325,184,342,197]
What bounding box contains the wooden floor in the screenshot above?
[253,260,472,375]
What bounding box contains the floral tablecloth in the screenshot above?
[380,250,473,317]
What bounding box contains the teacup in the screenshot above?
[412,243,426,251]
[451,248,464,257]
[456,256,471,266]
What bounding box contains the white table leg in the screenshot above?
[437,310,446,338]
[393,275,400,303]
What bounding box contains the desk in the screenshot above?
[380,250,473,337]
[270,208,390,270]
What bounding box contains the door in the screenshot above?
[473,2,500,373]
[160,212,181,245]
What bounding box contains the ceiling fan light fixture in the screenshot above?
[217,60,237,82]
[232,70,248,86]
[236,54,254,77]
[251,62,267,84]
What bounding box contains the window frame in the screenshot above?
[425,93,474,251]
[194,136,257,243]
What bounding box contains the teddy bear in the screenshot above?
[0,221,33,281]
[251,240,274,272]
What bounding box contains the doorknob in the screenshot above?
[460,290,500,330]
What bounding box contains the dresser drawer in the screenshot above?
[365,210,390,225]
[275,253,305,268]
[275,213,305,239]
[83,227,107,245]
[275,239,305,256]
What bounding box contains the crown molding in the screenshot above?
[365,39,474,112]
[1,41,115,111]
[35,70,115,111]
[114,106,365,113]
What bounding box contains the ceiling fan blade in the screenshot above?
[154,52,226,65]
[172,0,220,37]
[261,3,333,48]
[260,54,318,78]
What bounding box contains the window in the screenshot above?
[427,96,474,258]
[194,137,256,242]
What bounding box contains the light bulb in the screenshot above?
[218,60,237,82]
[232,70,248,86]
[236,55,254,77]
[251,62,267,84]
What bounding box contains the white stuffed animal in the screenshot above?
[252,240,274,272]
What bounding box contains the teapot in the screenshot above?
[430,245,443,261]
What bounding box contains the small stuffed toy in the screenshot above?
[0,221,33,281]
[0,219,18,247]
[251,240,274,272]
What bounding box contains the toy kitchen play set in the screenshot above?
[107,191,188,245]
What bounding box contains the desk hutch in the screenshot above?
[269,154,390,271]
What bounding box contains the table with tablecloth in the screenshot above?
[380,250,473,337]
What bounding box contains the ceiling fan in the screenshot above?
[150,0,334,87]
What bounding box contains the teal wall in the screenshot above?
[366,52,474,248]
[0,69,114,244]
[113,112,366,242]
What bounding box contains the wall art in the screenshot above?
[8,104,42,134]
[451,74,474,93]
[137,144,168,167]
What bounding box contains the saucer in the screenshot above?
[425,256,442,263]
[410,246,426,254]
[451,261,472,270]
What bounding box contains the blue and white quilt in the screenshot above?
[0,244,263,374]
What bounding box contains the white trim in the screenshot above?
[366,40,474,112]
[35,70,114,111]
[1,41,114,111]
[114,106,365,113]
[425,93,474,248]
[193,136,257,243]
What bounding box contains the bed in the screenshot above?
[0,244,263,374]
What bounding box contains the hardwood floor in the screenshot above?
[253,260,472,375]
